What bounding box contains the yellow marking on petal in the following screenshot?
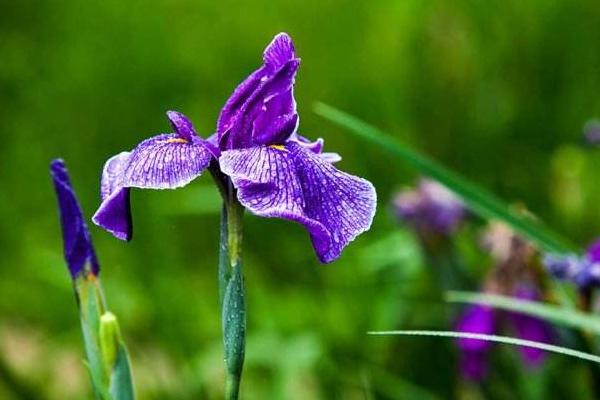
[158,138,189,144]
[269,144,288,152]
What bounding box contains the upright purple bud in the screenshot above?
[50,159,99,278]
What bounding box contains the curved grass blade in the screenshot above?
[446,291,600,335]
[314,102,575,254]
[368,330,600,363]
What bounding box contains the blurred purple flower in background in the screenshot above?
[393,178,466,238]
[456,222,553,381]
[456,285,553,381]
[543,238,600,289]
[583,119,600,146]
[456,304,495,381]
[51,159,99,278]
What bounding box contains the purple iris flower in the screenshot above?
[393,178,465,236]
[92,33,376,263]
[218,34,376,263]
[543,238,600,289]
[51,159,99,278]
[456,285,553,381]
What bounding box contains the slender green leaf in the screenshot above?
[368,330,600,363]
[109,345,135,400]
[446,291,600,334]
[314,102,575,254]
[80,288,111,400]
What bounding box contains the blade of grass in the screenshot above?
[368,330,600,363]
[446,291,600,334]
[314,102,575,254]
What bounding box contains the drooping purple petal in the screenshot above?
[508,286,553,367]
[220,142,376,263]
[92,112,213,241]
[93,187,132,241]
[217,33,300,149]
[92,152,132,241]
[50,159,99,278]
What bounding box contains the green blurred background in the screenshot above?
[2,0,600,399]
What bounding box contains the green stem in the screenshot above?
[218,196,246,400]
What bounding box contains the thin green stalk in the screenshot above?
[218,196,246,400]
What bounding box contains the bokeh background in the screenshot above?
[2,1,600,399]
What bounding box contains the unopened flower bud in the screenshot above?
[99,312,122,373]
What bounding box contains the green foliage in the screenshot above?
[2,0,600,399]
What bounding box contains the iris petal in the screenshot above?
[220,142,376,263]
[263,32,296,72]
[217,33,300,149]
[123,134,212,190]
[93,114,213,241]
[93,187,132,241]
[217,68,265,137]
[167,110,196,141]
[100,151,130,200]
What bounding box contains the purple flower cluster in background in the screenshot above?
[51,159,99,278]
[456,285,553,381]
[392,179,466,237]
[92,33,376,263]
[543,238,600,289]
[583,119,600,146]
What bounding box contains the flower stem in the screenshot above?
[218,197,246,400]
